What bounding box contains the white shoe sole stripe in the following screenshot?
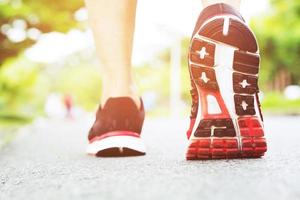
[86,136,146,155]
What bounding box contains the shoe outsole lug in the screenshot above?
[233,51,260,74]
[234,94,256,116]
[233,72,258,94]
[186,139,240,160]
[194,118,236,137]
[190,39,215,67]
[200,18,258,53]
[191,65,219,91]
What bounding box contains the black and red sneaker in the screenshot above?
[186,3,267,160]
[86,97,146,157]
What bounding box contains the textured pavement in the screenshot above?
[1,115,300,200]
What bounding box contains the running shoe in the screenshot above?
[186,3,267,160]
[86,97,146,157]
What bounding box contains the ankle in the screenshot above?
[101,71,140,108]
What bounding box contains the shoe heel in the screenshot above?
[199,17,258,53]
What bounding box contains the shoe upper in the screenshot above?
[88,97,145,141]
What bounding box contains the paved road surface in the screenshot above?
[1,115,300,200]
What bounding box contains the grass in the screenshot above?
[0,114,32,127]
[261,92,300,115]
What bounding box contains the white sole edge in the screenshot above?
[86,136,146,155]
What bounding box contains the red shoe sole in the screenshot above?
[186,17,267,160]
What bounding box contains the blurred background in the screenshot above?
[0,0,299,138]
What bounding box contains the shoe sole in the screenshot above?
[186,16,267,160]
[86,131,146,157]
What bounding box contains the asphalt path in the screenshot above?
[1,115,300,200]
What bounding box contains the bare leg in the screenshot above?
[201,0,241,10]
[85,0,140,107]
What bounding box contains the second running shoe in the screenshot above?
[86,97,146,157]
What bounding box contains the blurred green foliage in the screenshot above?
[252,0,300,89]
[0,0,83,64]
[0,0,83,123]
[51,54,102,111]
[0,55,43,117]
[262,92,300,114]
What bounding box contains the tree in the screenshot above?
[0,0,84,65]
[252,0,300,90]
